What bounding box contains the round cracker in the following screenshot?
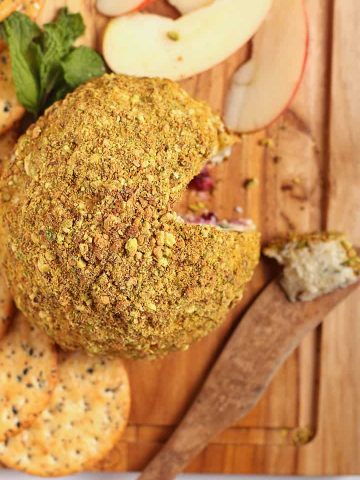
[0,50,25,135]
[21,0,45,20]
[0,0,45,21]
[0,128,16,299]
[0,271,13,340]
[0,128,17,339]
[0,352,130,476]
[0,314,57,441]
[0,0,45,52]
[0,127,18,170]
[0,0,24,21]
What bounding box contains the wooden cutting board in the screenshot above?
[4,0,360,475]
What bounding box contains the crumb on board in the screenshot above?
[243,178,258,189]
[188,201,207,213]
[166,31,180,41]
[292,426,315,446]
[258,137,275,149]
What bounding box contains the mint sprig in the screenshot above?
[0,8,106,117]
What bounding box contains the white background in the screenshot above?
[1,474,360,479]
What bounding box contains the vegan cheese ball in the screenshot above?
[0,74,259,358]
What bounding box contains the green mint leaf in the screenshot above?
[42,81,72,111]
[38,8,85,103]
[0,12,41,115]
[0,8,105,117]
[62,46,106,89]
[41,8,85,61]
[0,11,41,54]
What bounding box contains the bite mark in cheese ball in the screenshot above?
[0,74,259,358]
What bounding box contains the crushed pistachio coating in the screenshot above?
[0,74,259,358]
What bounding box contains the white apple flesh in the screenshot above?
[168,0,212,15]
[97,0,151,17]
[225,0,308,133]
[102,0,272,81]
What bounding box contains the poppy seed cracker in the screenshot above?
[0,0,44,23]
[0,271,13,340]
[0,314,57,441]
[0,127,18,171]
[0,127,15,337]
[0,351,130,476]
[0,50,25,135]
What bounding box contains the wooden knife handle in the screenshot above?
[137,419,218,480]
[138,280,359,480]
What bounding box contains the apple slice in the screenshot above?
[97,0,152,17]
[224,0,308,133]
[167,0,212,15]
[103,0,272,80]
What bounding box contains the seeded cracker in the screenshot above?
[0,127,14,337]
[0,314,57,441]
[0,1,46,53]
[0,271,12,339]
[16,0,45,22]
[0,351,130,476]
[0,127,17,170]
[0,50,25,135]
[0,126,14,336]
[0,0,24,21]
[0,0,44,23]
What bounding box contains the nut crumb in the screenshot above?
[166,31,180,41]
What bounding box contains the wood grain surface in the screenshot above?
[138,279,359,480]
[99,0,360,474]
[1,0,359,475]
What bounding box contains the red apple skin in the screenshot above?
[263,0,309,132]
[104,0,273,80]
[133,0,153,13]
[243,0,309,134]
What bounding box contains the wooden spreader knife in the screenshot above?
[138,278,359,480]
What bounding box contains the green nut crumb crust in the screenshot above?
[0,74,259,358]
[264,231,360,275]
